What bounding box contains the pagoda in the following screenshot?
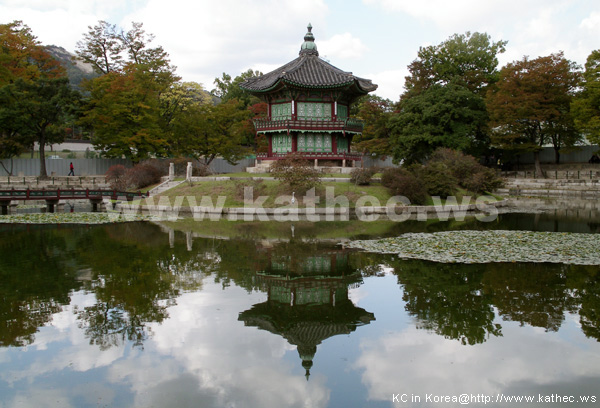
[240,24,378,169]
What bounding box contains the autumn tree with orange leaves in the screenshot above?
[0,21,79,177]
[486,52,582,173]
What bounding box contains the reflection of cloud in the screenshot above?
[2,280,331,408]
[355,321,600,405]
[5,387,75,408]
[108,283,330,408]
[1,291,124,386]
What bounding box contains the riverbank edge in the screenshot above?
[130,198,510,217]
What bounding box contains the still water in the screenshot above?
[1,211,599,408]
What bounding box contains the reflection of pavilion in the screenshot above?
[239,249,375,379]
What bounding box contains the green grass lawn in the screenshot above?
[151,179,395,208]
[220,172,357,178]
[158,218,405,240]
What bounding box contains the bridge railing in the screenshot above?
[0,188,149,201]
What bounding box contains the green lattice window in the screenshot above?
[336,135,349,153]
[271,103,292,120]
[337,104,348,119]
[272,134,292,153]
[297,133,332,153]
[297,102,332,120]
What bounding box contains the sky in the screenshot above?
[1,0,600,101]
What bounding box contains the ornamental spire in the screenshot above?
[300,23,318,56]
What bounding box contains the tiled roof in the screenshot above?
[240,25,377,94]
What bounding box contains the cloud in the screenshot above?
[363,0,599,67]
[362,0,561,32]
[580,11,600,33]
[319,33,368,59]
[120,0,329,90]
[367,68,408,101]
[0,0,132,50]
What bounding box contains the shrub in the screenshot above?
[426,148,503,194]
[350,167,377,185]
[105,165,128,190]
[419,162,458,198]
[270,153,321,192]
[428,148,480,182]
[381,168,427,205]
[125,163,163,190]
[142,159,169,176]
[193,162,212,177]
[463,167,504,193]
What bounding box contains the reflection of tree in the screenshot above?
[567,266,600,341]
[483,263,576,332]
[0,226,82,347]
[77,302,154,349]
[74,223,194,349]
[389,258,600,345]
[391,260,502,345]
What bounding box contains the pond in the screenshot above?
[0,209,599,407]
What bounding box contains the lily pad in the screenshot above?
[345,230,600,265]
[0,212,158,225]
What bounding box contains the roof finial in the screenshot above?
[300,23,318,56]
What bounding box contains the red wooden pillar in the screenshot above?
[291,132,297,153]
[268,134,273,157]
[332,134,337,154]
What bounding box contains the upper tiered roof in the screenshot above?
[240,24,377,94]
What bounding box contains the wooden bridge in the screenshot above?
[0,188,149,214]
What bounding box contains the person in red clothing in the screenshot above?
[68,162,74,176]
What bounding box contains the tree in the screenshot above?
[81,65,168,162]
[0,21,64,86]
[390,32,506,163]
[78,21,180,161]
[0,21,75,177]
[352,95,394,158]
[212,69,263,106]
[487,53,582,173]
[390,82,489,164]
[572,50,600,146]
[160,81,212,130]
[75,20,124,75]
[0,77,80,177]
[0,129,27,175]
[170,99,251,165]
[403,31,507,99]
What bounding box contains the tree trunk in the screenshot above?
[39,133,48,178]
[533,151,545,178]
[0,159,13,176]
[554,147,560,164]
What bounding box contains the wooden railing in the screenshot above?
[0,189,149,201]
[253,118,364,133]
[256,152,363,161]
